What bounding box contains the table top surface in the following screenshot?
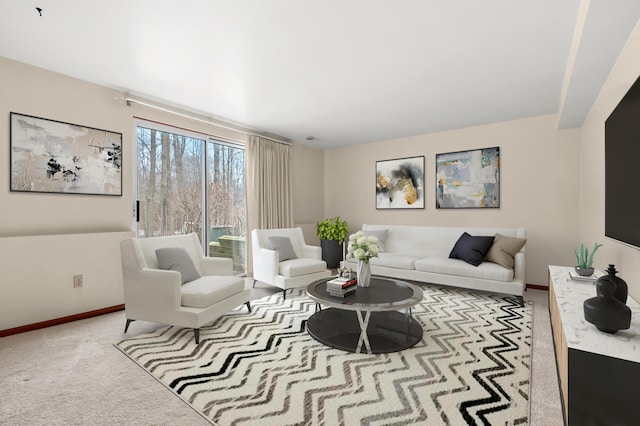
[548,265,640,363]
[306,276,423,312]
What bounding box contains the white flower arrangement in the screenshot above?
[347,231,379,264]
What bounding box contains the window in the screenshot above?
[136,122,246,273]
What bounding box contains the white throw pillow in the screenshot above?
[363,229,389,252]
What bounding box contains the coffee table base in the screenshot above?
[306,308,423,354]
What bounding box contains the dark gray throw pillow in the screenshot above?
[449,232,495,267]
[267,236,298,261]
[156,247,201,284]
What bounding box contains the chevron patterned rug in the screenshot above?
[116,285,532,426]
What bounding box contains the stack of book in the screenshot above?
[326,276,357,297]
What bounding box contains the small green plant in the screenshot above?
[574,242,603,268]
[316,216,349,241]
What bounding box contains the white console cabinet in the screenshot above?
[548,265,640,425]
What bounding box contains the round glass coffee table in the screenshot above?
[306,276,423,354]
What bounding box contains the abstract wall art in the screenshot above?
[10,113,122,196]
[436,147,500,209]
[376,156,425,209]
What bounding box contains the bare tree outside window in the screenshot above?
[137,127,203,237]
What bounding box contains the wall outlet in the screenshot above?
[73,274,83,288]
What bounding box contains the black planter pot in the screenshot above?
[320,239,343,269]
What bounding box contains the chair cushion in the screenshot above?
[484,233,527,269]
[279,258,327,277]
[267,236,298,261]
[156,247,201,284]
[180,275,245,308]
[369,253,421,270]
[448,232,495,266]
[416,257,514,282]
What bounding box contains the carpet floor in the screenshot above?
[116,286,532,426]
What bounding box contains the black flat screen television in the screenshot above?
[605,75,640,248]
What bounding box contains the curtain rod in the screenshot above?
[125,97,291,146]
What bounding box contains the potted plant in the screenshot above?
[316,216,349,268]
[574,242,603,276]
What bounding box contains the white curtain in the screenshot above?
[245,136,294,274]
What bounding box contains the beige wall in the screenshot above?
[324,115,582,286]
[579,21,640,302]
[0,58,133,236]
[0,57,324,330]
[291,143,325,245]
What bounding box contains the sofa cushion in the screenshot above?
[280,258,327,277]
[181,275,245,308]
[369,253,421,270]
[449,232,495,266]
[416,257,514,282]
[362,229,389,252]
[267,236,298,261]
[484,233,527,269]
[155,247,201,284]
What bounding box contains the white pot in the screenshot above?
[357,261,371,288]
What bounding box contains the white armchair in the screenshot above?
[120,233,251,344]
[251,227,331,298]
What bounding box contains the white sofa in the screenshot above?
[345,224,526,304]
[251,227,331,298]
[120,233,251,344]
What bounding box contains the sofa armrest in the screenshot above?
[253,247,279,284]
[123,268,182,310]
[513,251,525,283]
[302,244,322,260]
[200,256,233,276]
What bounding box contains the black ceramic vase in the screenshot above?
[584,276,631,334]
[596,264,628,304]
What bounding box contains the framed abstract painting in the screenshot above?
[436,147,500,209]
[10,112,122,196]
[376,156,425,209]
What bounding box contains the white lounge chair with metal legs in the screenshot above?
[251,227,331,299]
[120,233,251,344]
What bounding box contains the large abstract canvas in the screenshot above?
[10,113,122,196]
[436,147,500,208]
[376,156,425,209]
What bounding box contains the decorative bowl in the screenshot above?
[575,266,594,277]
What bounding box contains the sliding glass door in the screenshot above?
[136,122,246,272]
[207,142,246,272]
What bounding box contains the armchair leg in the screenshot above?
[245,301,252,312]
[252,279,257,288]
[517,296,524,307]
[124,319,135,333]
[194,328,200,344]
[282,289,288,300]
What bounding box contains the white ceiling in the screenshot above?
[1,1,640,149]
